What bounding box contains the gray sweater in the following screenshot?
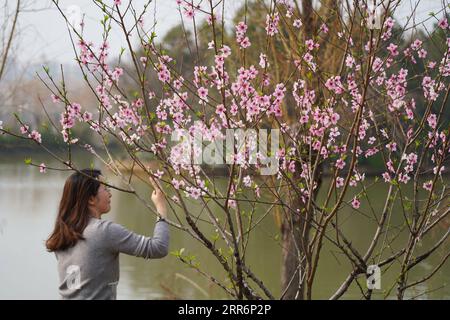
[55,216,169,300]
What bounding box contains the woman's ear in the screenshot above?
[87,195,97,206]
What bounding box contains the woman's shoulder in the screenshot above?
[87,217,128,237]
[87,217,112,230]
[83,217,112,237]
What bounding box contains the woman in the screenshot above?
[46,169,169,300]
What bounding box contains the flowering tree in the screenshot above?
[1,0,449,300]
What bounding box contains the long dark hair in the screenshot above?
[46,169,102,252]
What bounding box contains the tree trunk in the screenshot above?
[281,139,322,299]
[281,202,310,299]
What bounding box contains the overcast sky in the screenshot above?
[11,0,450,67]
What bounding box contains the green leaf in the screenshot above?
[24,158,32,165]
[212,233,219,242]
[170,250,180,257]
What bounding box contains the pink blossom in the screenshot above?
[114,0,122,5]
[382,17,394,41]
[236,21,247,34]
[82,112,92,122]
[111,67,123,81]
[433,165,444,175]
[422,76,438,101]
[216,104,225,115]
[288,161,296,173]
[335,158,345,169]
[345,55,355,68]
[259,53,268,68]
[39,163,46,173]
[286,8,293,18]
[207,13,217,26]
[151,170,164,180]
[386,142,397,152]
[230,103,238,115]
[265,12,280,36]
[172,178,185,190]
[183,8,195,19]
[140,57,148,65]
[387,43,399,56]
[411,39,422,51]
[29,130,42,144]
[235,22,251,48]
[254,185,261,198]
[293,19,302,28]
[351,197,360,209]
[423,180,433,192]
[157,64,171,83]
[51,94,61,103]
[197,87,208,101]
[336,177,344,188]
[405,152,418,166]
[220,45,231,57]
[239,37,251,48]
[399,173,410,184]
[382,172,391,182]
[372,57,384,72]
[387,159,395,173]
[187,186,201,199]
[330,111,340,124]
[243,175,252,187]
[173,78,183,90]
[427,113,437,129]
[305,39,317,51]
[365,147,379,158]
[134,98,144,108]
[320,23,329,34]
[325,76,344,94]
[418,49,427,59]
[60,112,75,130]
[20,125,29,134]
[438,18,449,30]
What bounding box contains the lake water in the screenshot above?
[0,152,448,299]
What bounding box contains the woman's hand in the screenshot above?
[150,177,167,219]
